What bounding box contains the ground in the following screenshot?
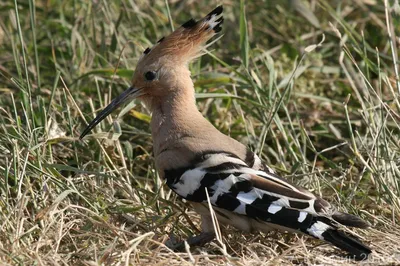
[0,0,399,265]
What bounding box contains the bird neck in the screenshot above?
[146,83,248,174]
[149,85,208,157]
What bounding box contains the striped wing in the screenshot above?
[164,150,371,259]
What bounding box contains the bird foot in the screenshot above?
[165,232,215,251]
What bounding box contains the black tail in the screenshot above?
[332,211,370,228]
[209,176,372,260]
[322,229,372,260]
[242,199,372,260]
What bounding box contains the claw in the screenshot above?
[165,232,215,251]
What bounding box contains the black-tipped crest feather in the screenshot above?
[143,47,151,54]
[157,37,165,43]
[207,5,223,17]
[181,18,197,28]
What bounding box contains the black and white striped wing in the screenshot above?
[164,150,371,259]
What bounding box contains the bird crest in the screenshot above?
[138,6,223,65]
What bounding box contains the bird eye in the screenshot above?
[144,71,157,81]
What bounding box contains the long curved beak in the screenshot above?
[80,86,143,139]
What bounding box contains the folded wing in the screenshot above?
[164,150,371,260]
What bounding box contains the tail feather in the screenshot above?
[322,229,372,260]
[243,200,372,259]
[332,212,370,228]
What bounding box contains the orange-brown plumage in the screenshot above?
[80,6,371,260]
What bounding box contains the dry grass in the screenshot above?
[1,0,400,265]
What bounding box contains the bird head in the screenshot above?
[80,6,224,139]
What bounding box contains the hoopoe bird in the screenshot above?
[80,6,371,260]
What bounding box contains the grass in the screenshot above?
[0,0,400,265]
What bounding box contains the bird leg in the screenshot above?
[166,214,215,251]
[186,231,215,246]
